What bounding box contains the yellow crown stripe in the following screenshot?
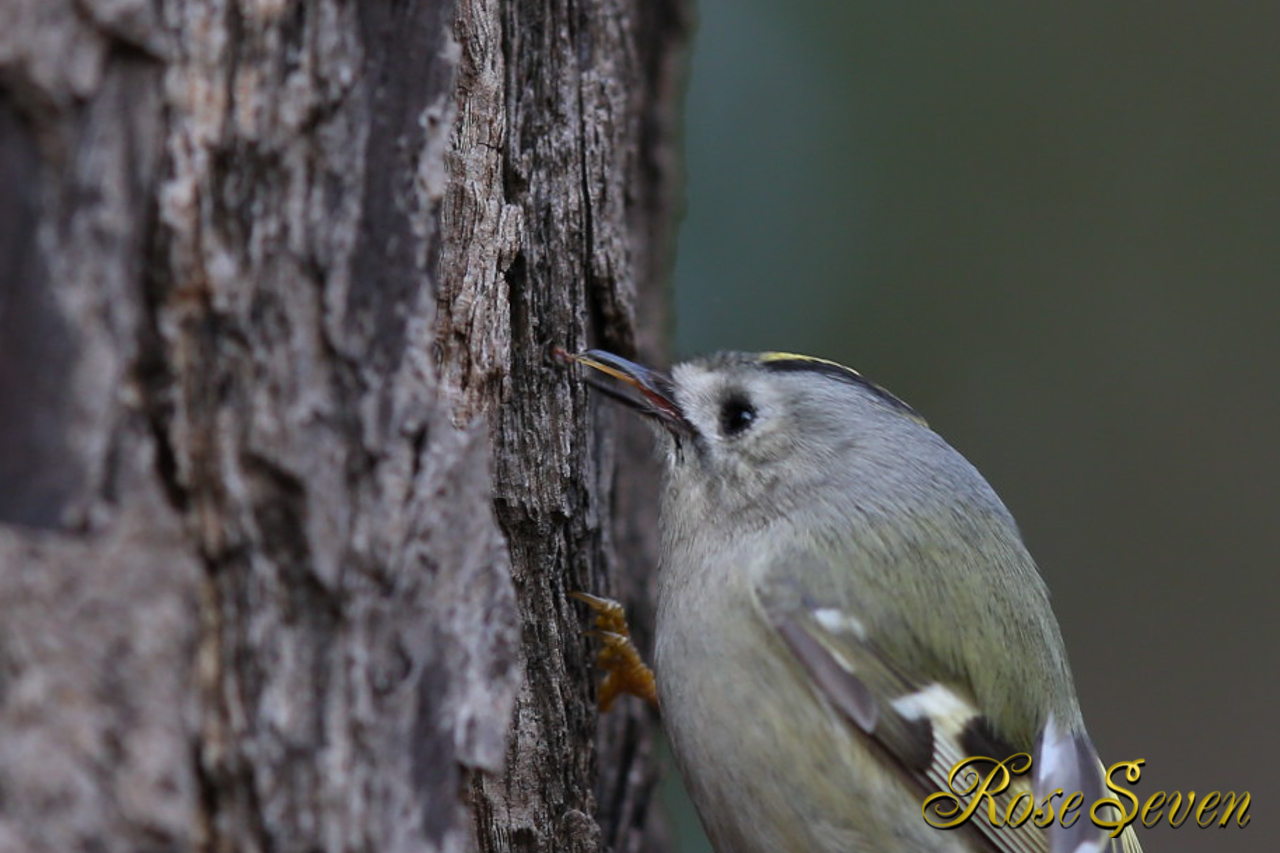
[757,352,928,427]
[758,351,865,377]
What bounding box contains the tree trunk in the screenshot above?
[0,2,689,852]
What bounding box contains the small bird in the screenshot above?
[569,348,1142,853]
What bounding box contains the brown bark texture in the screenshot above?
[0,1,689,852]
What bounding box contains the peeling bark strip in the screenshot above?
[0,1,688,853]
[441,1,689,850]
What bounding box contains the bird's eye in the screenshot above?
[719,395,757,436]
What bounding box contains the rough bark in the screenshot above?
[0,2,689,853]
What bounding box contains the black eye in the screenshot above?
[719,396,757,436]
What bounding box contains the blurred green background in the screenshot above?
[663,3,1278,852]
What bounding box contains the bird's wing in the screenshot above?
[754,555,1142,853]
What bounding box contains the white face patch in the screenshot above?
[668,363,784,469]
[668,363,723,440]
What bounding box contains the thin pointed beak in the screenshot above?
[568,349,692,435]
